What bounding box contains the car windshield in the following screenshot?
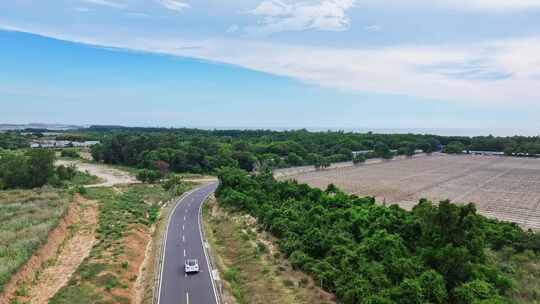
[186,260,197,266]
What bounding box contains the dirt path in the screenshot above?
[1,195,98,304]
[56,160,138,187]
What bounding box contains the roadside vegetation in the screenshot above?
[217,167,540,304]
[0,147,101,300]
[0,189,71,293]
[51,179,186,304]
[204,196,334,304]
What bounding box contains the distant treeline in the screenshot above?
[85,128,442,173]
[217,167,540,304]
[79,127,540,174]
[5,128,540,173]
[0,132,30,149]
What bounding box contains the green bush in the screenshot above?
[0,149,55,189]
[60,150,79,158]
[216,168,540,304]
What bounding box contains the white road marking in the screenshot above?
[183,249,186,257]
[184,215,186,221]
[182,235,185,242]
[156,188,197,304]
[182,224,185,231]
[186,292,190,304]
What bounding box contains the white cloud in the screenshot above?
[138,36,537,106]
[157,0,190,12]
[362,0,540,11]
[247,0,356,34]
[1,18,540,108]
[80,0,125,9]
[450,0,540,11]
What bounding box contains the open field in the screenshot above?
[284,154,540,230]
[0,189,70,293]
[56,160,138,187]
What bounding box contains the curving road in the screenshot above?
[158,182,219,304]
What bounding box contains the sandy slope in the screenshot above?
[56,160,138,187]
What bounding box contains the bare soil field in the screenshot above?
[56,160,138,187]
[284,154,540,230]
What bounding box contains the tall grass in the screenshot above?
[0,189,70,292]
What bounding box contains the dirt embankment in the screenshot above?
[0,195,98,304]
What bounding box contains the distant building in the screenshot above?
[465,150,505,156]
[71,141,100,147]
[30,140,100,149]
[352,150,372,157]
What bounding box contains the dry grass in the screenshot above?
[203,196,335,304]
[0,188,70,293]
[50,184,178,304]
[492,248,540,303]
[286,154,540,230]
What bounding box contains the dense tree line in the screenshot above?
[80,127,540,174]
[437,135,540,155]
[0,149,77,189]
[86,129,445,174]
[216,168,540,304]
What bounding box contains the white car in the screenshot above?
[185,259,200,273]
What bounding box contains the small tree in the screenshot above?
[137,169,161,184]
[26,149,55,188]
[91,144,104,162]
[443,142,465,154]
[374,142,393,159]
[155,160,170,177]
[352,154,366,165]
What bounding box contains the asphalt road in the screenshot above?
[158,182,219,304]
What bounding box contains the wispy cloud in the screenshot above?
[80,0,125,9]
[165,38,540,105]
[418,60,513,81]
[126,12,151,18]
[246,0,356,35]
[364,24,382,32]
[363,0,540,11]
[2,20,540,106]
[156,0,190,12]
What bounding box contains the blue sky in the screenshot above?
[1,1,540,131]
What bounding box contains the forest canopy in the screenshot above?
[79,128,540,174]
[216,167,540,304]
